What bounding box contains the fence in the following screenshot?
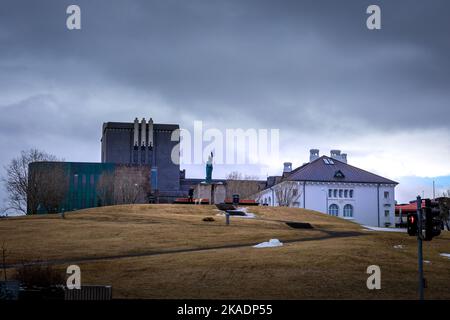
[65,285,112,300]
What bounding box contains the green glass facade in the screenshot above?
[61,162,115,212]
[30,162,116,214]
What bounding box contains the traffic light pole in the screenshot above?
[416,195,424,300]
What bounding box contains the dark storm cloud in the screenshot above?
[1,0,450,133]
[1,0,450,208]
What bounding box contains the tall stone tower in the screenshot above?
[100,117,181,201]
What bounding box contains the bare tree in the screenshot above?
[226,171,259,181]
[96,166,151,206]
[28,162,69,214]
[438,189,450,231]
[226,171,243,180]
[96,171,115,206]
[274,181,302,207]
[2,149,63,215]
[225,171,263,200]
[114,166,151,204]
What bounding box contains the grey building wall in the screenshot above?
[101,119,180,200]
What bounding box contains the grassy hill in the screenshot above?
[1,204,449,299]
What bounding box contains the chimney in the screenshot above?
[133,117,139,146]
[310,149,320,162]
[141,118,147,147]
[330,150,347,163]
[330,150,341,158]
[283,162,292,173]
[147,118,154,148]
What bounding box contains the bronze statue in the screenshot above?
[206,152,213,183]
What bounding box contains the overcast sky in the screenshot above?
[1,0,449,209]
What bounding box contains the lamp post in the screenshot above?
[416,195,424,300]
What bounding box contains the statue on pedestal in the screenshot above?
[205,152,213,183]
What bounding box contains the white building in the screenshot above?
[256,149,398,227]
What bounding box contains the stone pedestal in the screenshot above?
[213,183,226,204]
[194,182,226,204]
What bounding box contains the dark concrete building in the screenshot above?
[101,118,182,200]
[27,117,265,214]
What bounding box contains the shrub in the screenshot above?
[13,263,64,289]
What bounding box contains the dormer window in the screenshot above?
[334,170,345,178]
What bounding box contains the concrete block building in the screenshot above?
[101,118,181,197]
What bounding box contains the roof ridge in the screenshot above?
[285,155,398,185]
[327,156,398,184]
[287,155,326,176]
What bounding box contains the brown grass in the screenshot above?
[1,204,449,299]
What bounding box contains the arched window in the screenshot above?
[333,189,337,198]
[344,204,353,217]
[328,204,339,216]
[339,189,343,198]
[344,190,348,198]
[349,190,354,198]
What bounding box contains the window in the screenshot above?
[384,191,389,199]
[384,210,390,217]
[293,189,298,196]
[349,190,354,198]
[328,189,332,197]
[343,204,353,217]
[328,204,339,216]
[344,190,348,198]
[339,189,343,198]
[73,174,78,190]
[334,170,345,178]
[334,189,338,198]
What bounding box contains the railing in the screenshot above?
[65,285,112,300]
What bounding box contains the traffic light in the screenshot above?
[423,199,442,241]
[407,212,418,236]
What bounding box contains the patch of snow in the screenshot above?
[440,253,450,259]
[253,239,283,248]
[424,260,431,264]
[362,226,406,233]
[215,212,256,219]
[393,245,404,249]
